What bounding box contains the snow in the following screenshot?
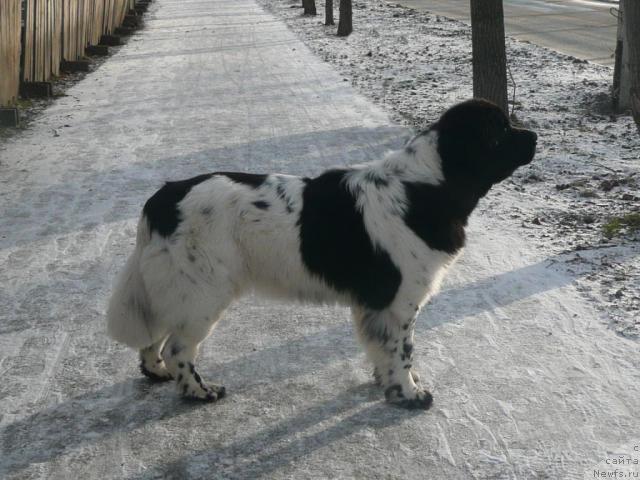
[0,0,639,479]
[258,0,640,339]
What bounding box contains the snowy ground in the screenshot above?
[1,0,639,479]
[258,0,640,339]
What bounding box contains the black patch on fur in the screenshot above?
[298,169,402,311]
[143,172,267,238]
[405,145,416,155]
[403,342,413,356]
[178,362,185,369]
[143,174,214,237]
[402,181,469,254]
[252,201,270,210]
[171,344,184,357]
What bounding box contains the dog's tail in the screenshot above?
[106,216,158,349]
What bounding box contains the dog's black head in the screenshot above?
[432,99,537,193]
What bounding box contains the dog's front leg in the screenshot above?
[353,308,432,410]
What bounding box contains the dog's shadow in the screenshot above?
[0,250,621,477]
[0,360,418,479]
[130,384,422,480]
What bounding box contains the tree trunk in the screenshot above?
[623,0,640,130]
[469,0,508,114]
[303,0,316,16]
[337,0,352,37]
[325,0,334,26]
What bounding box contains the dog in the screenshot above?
[106,99,537,409]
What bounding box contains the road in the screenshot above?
[395,0,619,65]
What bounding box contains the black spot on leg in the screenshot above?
[178,362,185,369]
[405,145,416,155]
[404,364,413,369]
[252,201,270,210]
[403,342,413,356]
[402,324,409,330]
[193,371,202,384]
[171,345,183,357]
[188,362,195,374]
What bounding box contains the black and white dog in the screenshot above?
[107,99,537,409]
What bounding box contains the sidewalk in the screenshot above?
[0,0,638,479]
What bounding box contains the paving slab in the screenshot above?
[0,0,638,479]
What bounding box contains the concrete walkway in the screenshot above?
[1,1,639,479]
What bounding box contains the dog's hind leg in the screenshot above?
[161,293,232,402]
[163,328,226,402]
[373,366,420,385]
[353,307,432,410]
[139,335,172,382]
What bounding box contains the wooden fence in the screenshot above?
[0,0,22,107]
[1,0,137,108]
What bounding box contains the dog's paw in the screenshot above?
[384,385,433,410]
[179,377,226,402]
[140,361,173,382]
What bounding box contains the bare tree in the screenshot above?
[612,2,628,111]
[623,0,640,130]
[337,0,352,36]
[469,0,508,114]
[303,0,316,16]
[325,0,334,26]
